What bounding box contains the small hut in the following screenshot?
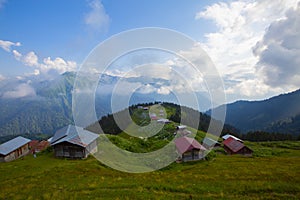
[223,137,252,155]
[50,125,99,159]
[175,136,206,162]
[0,136,31,162]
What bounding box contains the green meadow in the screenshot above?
[0,141,299,200]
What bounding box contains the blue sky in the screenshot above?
[0,0,300,103]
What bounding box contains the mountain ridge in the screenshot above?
[208,89,300,135]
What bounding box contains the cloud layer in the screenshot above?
[254,3,300,89]
[0,40,77,78]
[196,0,299,100]
[2,82,36,99]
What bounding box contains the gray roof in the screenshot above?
[222,134,243,142]
[51,125,99,147]
[203,137,220,147]
[50,125,71,144]
[0,136,31,156]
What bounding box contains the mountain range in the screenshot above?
[0,71,299,137]
[208,89,300,136]
[0,72,210,137]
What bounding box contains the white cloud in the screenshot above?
[2,83,36,99]
[40,57,77,74]
[0,40,21,52]
[12,50,22,60]
[195,0,299,100]
[157,86,171,95]
[23,51,39,67]
[85,0,110,32]
[10,50,77,77]
[136,84,157,94]
[254,3,300,90]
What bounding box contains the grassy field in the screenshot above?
[0,141,300,200]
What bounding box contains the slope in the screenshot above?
[208,89,300,135]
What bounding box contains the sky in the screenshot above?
[0,0,300,104]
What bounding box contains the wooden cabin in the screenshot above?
[50,125,99,159]
[223,137,252,155]
[0,136,31,162]
[175,136,206,162]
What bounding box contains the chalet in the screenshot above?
[222,134,243,143]
[223,137,253,155]
[50,125,99,159]
[0,136,31,162]
[175,136,207,162]
[202,137,221,149]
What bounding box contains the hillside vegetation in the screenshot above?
[0,141,299,199]
[87,102,238,136]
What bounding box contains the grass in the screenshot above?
[0,141,300,199]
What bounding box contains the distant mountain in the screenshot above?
[0,72,117,136]
[0,72,75,136]
[0,72,212,137]
[208,89,300,135]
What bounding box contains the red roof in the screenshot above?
[175,136,206,154]
[223,137,245,153]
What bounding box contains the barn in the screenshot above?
[175,136,207,162]
[223,137,253,155]
[50,125,99,159]
[0,136,31,162]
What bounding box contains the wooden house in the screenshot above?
[0,136,31,162]
[50,125,99,159]
[223,137,253,155]
[175,136,207,162]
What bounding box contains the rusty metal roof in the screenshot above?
[223,137,245,153]
[175,136,206,154]
[51,125,98,147]
[0,136,31,156]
